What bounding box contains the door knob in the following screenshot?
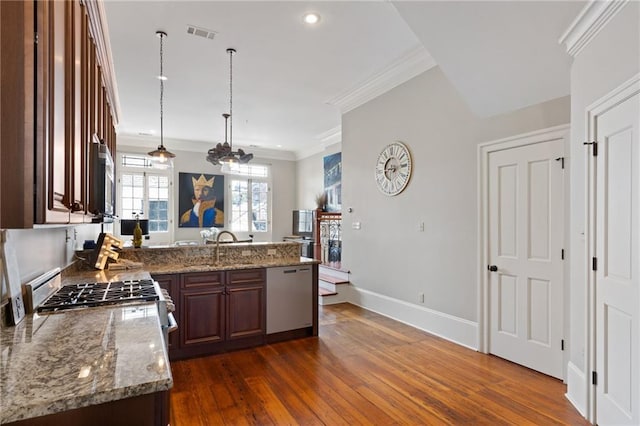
[488,265,498,272]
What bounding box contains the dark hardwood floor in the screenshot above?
[170,303,589,425]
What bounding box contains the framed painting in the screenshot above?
[324,152,342,212]
[178,172,225,228]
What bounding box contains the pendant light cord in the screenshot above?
[160,33,165,149]
[229,48,233,151]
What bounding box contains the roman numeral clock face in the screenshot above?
[375,142,412,196]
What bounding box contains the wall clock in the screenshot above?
[375,141,412,196]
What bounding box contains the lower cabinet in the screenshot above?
[5,391,169,426]
[154,269,266,360]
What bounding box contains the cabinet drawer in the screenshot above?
[227,268,266,284]
[181,271,224,289]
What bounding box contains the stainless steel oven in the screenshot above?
[23,269,177,349]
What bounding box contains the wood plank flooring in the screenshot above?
[170,303,589,425]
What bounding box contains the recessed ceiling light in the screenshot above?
[157,75,168,81]
[303,12,320,25]
[276,144,282,148]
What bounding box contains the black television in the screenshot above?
[292,210,314,238]
[89,135,115,223]
[120,219,149,236]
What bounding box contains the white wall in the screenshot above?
[296,143,341,210]
[341,66,570,325]
[566,0,640,412]
[2,222,107,288]
[117,141,297,244]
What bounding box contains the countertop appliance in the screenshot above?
[24,270,177,348]
[266,266,312,334]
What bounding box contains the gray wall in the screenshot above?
[296,143,341,210]
[341,66,570,321]
[566,0,639,403]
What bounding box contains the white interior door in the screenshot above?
[488,139,564,379]
[595,92,639,425]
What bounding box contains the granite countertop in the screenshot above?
[0,275,172,423]
[145,256,319,275]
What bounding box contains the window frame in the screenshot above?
[116,152,173,245]
[225,164,271,238]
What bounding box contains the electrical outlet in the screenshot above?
[352,222,361,230]
[267,249,276,255]
[418,222,425,232]
[242,250,252,256]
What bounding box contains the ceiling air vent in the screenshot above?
[187,25,216,40]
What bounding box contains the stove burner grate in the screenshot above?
[37,279,159,313]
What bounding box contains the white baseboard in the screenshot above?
[565,361,587,418]
[348,286,478,350]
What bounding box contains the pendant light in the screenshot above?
[148,31,176,163]
[206,48,253,167]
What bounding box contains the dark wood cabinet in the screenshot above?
[165,269,266,360]
[227,269,266,340]
[0,0,117,228]
[5,390,169,426]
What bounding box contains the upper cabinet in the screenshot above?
[0,0,117,228]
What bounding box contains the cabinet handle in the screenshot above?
[283,269,296,274]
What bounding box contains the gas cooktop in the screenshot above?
[37,279,159,313]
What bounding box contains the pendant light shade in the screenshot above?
[148,31,175,162]
[206,48,253,167]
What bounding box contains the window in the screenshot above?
[118,154,172,242]
[227,164,270,233]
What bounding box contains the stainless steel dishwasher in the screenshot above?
[266,266,313,334]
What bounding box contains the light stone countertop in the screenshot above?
[0,303,172,423]
[144,256,319,275]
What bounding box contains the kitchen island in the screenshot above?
[0,242,319,424]
[0,293,172,425]
[114,242,320,360]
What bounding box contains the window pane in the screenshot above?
[230,179,249,232]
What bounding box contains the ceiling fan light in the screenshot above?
[205,48,252,169]
[239,153,254,163]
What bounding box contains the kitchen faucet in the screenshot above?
[215,231,238,263]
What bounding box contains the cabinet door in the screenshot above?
[180,272,225,347]
[226,269,266,340]
[152,274,179,351]
[35,0,71,223]
[181,287,225,346]
[68,0,87,220]
[0,1,35,228]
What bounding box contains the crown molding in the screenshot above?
[117,133,297,161]
[84,0,122,124]
[559,0,629,58]
[316,126,342,145]
[326,45,436,114]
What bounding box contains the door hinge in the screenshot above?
[583,141,598,156]
[561,339,565,351]
[561,249,565,260]
[555,157,565,169]
[592,257,597,271]
[34,32,38,45]
[592,371,598,386]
